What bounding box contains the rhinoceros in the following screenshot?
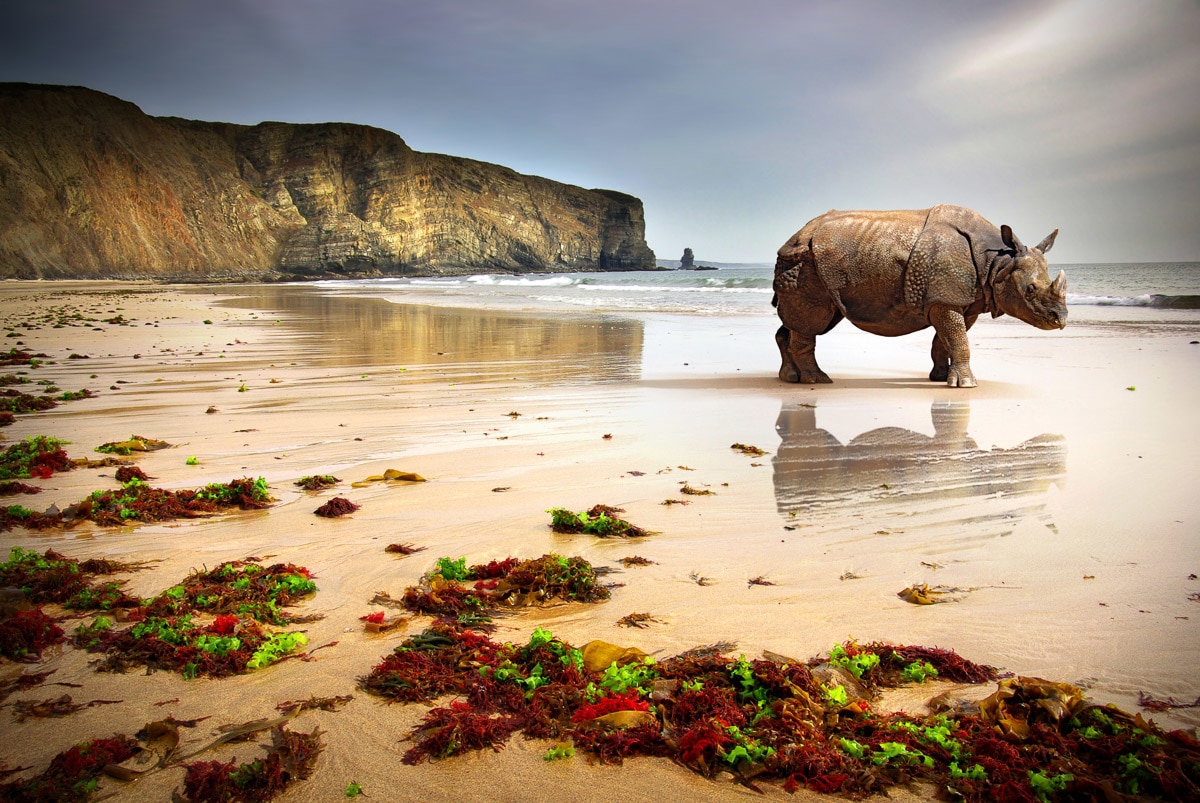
[772,205,1066,387]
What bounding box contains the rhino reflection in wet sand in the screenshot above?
[773,401,1066,541]
[773,205,1067,387]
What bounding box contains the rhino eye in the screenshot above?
[1025,284,1037,297]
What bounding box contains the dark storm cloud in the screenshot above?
[2,0,1197,262]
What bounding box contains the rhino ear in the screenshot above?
[1000,225,1025,252]
[1035,229,1058,254]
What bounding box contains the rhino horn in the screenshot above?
[1051,269,1067,300]
[1000,225,1025,253]
[1036,229,1059,254]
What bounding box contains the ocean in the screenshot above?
[301,261,1200,320]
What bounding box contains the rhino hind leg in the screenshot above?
[774,248,842,383]
[776,315,840,384]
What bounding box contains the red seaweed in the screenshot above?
[0,608,65,660]
[0,481,41,495]
[0,735,138,802]
[112,465,149,484]
[359,627,1200,800]
[180,725,322,802]
[402,702,519,764]
[313,496,358,517]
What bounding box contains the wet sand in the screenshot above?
[0,281,1197,800]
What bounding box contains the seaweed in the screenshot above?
[314,497,358,517]
[0,608,65,660]
[0,393,58,415]
[0,477,273,531]
[359,629,1198,799]
[1139,692,1200,712]
[180,725,323,802]
[0,547,144,609]
[11,694,122,722]
[0,436,72,480]
[94,435,171,455]
[402,702,520,764]
[730,442,768,457]
[80,560,318,678]
[0,481,41,496]
[547,505,653,538]
[0,735,138,802]
[294,475,340,491]
[384,543,426,556]
[112,465,149,484]
[397,553,610,622]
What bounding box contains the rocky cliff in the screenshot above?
[0,84,655,280]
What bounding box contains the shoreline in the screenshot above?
[0,281,1197,800]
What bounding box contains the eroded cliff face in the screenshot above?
[0,84,655,280]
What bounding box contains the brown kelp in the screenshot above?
[94,434,171,455]
[360,627,1200,800]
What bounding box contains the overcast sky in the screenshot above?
[3,0,1198,263]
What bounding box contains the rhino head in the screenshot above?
[991,225,1067,330]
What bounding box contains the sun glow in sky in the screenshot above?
[2,0,1197,263]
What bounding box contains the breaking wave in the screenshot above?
[1068,293,1200,309]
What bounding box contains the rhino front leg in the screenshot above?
[929,305,976,388]
[929,313,977,382]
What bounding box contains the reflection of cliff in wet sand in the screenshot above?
[219,287,644,384]
[773,401,1066,540]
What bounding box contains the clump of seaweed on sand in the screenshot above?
[179,724,323,802]
[396,554,611,630]
[0,547,319,679]
[0,707,328,801]
[0,734,139,801]
[314,496,358,517]
[359,626,1200,799]
[0,607,65,661]
[94,434,171,455]
[547,505,654,538]
[295,474,340,491]
[0,475,273,532]
[81,559,320,678]
[0,547,148,608]
[0,435,73,480]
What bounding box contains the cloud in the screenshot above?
[1,0,1196,261]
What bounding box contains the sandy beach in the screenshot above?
[0,280,1197,801]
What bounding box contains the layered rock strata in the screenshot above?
[0,84,655,280]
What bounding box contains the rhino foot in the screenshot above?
[929,365,949,382]
[798,369,832,384]
[945,363,976,388]
[779,364,831,384]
